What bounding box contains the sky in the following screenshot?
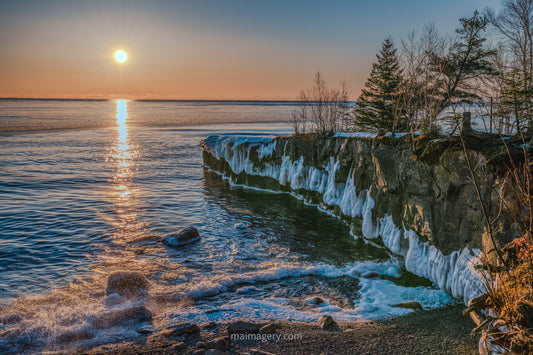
[0,0,502,100]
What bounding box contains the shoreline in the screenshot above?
[80,304,478,355]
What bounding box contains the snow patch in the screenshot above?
[334,132,378,138]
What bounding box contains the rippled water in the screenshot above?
[0,99,453,353]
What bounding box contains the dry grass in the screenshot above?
[470,235,533,353]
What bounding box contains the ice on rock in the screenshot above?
[338,175,364,218]
[202,135,277,177]
[378,215,406,256]
[279,156,305,189]
[201,135,486,304]
[257,140,277,159]
[361,191,377,238]
[323,158,341,204]
[404,230,485,303]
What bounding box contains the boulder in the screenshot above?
[163,226,201,247]
[93,306,152,329]
[392,301,423,310]
[226,321,264,334]
[317,315,340,331]
[105,271,149,298]
[163,322,200,337]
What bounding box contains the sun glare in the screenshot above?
[114,50,127,63]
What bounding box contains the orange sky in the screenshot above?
[0,0,500,100]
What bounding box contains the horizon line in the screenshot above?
[0,97,305,103]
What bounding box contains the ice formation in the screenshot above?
[201,135,486,304]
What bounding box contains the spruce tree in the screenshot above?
[429,11,497,128]
[354,38,406,132]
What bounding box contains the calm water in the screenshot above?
[0,99,452,353]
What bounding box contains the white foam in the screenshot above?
[163,261,454,324]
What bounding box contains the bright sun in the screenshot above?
[114,50,127,63]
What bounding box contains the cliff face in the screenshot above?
[200,134,513,303]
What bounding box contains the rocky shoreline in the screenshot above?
[79,304,477,355]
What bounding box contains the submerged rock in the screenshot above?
[93,305,152,329]
[89,290,105,298]
[305,296,325,306]
[236,286,260,294]
[106,271,150,298]
[361,271,380,278]
[163,226,201,247]
[234,222,247,229]
[392,301,423,310]
[56,328,94,343]
[317,315,341,331]
[136,323,155,334]
[0,313,23,325]
[227,321,264,334]
[104,292,125,306]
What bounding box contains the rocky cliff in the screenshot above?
[200,134,515,303]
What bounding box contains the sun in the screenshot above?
[114,50,127,63]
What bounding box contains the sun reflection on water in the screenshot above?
[114,100,133,205]
[104,99,147,246]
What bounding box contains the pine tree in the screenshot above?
[429,11,497,129]
[354,38,406,132]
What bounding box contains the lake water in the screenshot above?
[0,99,453,353]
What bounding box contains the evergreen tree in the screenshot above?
[429,11,497,126]
[354,38,406,132]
